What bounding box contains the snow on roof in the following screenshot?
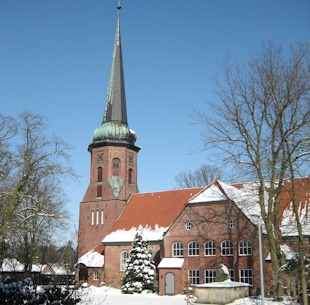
[189,184,228,203]
[189,180,263,227]
[1,258,24,272]
[45,264,74,275]
[31,264,43,273]
[157,258,185,269]
[265,244,297,261]
[102,225,168,244]
[78,249,105,268]
[219,181,263,224]
[280,201,310,236]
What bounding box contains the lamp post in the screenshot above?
[257,216,265,305]
[252,214,265,305]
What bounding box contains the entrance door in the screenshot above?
[165,272,175,295]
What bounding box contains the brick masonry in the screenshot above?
[78,143,139,257]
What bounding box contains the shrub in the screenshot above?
[0,277,81,304]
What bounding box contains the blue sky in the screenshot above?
[1,0,309,240]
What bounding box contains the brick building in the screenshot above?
[78,4,310,295]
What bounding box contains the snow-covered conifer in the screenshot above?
[121,232,157,294]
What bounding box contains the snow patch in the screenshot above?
[158,258,185,269]
[78,249,104,268]
[102,225,168,243]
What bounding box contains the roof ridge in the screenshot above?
[132,187,203,196]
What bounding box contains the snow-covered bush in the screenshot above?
[121,232,157,294]
[0,276,81,304]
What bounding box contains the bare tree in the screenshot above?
[195,42,310,300]
[0,112,76,276]
[175,164,222,189]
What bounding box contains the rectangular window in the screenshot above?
[229,269,235,281]
[188,270,200,285]
[120,251,129,271]
[205,270,216,283]
[101,210,104,224]
[93,271,98,280]
[91,210,94,225]
[96,210,99,225]
[239,269,253,286]
[97,185,102,197]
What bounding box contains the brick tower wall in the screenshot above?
[78,143,139,257]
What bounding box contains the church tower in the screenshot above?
[78,4,140,257]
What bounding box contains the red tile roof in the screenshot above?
[94,244,104,254]
[108,188,202,233]
[106,177,310,238]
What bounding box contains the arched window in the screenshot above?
[172,242,184,257]
[188,241,200,256]
[101,209,104,225]
[120,251,129,271]
[221,240,234,256]
[97,167,102,182]
[204,241,216,256]
[128,169,133,184]
[112,158,120,176]
[97,185,102,198]
[239,240,252,256]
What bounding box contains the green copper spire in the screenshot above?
[103,3,127,124]
[92,4,137,145]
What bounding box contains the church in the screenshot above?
[77,4,310,296]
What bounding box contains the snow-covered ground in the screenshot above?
[80,286,295,305]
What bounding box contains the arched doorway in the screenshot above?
[165,272,175,295]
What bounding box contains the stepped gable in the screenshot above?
[108,188,203,232]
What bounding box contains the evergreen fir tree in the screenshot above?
[121,232,157,294]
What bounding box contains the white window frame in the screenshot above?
[172,242,184,257]
[239,240,252,256]
[239,269,253,286]
[120,251,129,272]
[186,222,193,230]
[205,269,216,283]
[188,241,200,256]
[229,269,235,281]
[227,219,235,228]
[221,240,234,256]
[204,241,216,256]
[93,271,99,280]
[188,270,200,285]
[91,210,94,225]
